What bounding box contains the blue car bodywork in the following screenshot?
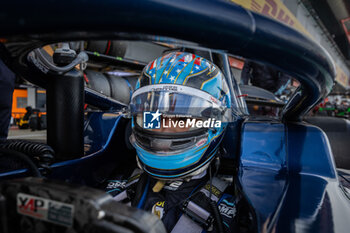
[0,0,349,233]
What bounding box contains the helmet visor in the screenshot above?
[130,84,231,129]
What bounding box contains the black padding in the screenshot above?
[85,70,134,105]
[107,75,132,104]
[86,41,127,57]
[85,70,111,97]
[109,41,127,58]
[86,41,108,54]
[304,116,350,169]
[0,177,166,233]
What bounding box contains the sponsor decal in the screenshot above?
[218,200,236,218]
[17,193,74,227]
[210,96,219,104]
[164,181,183,191]
[151,86,178,92]
[152,201,165,219]
[203,184,221,198]
[106,181,127,190]
[143,109,221,129]
[143,110,161,129]
[231,0,297,29]
[162,118,221,128]
[196,138,208,147]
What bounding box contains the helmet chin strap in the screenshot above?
[136,156,211,183]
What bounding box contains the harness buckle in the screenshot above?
[182,200,214,230]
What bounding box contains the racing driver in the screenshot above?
[105,52,242,233]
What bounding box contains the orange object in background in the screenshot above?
[12,89,28,120]
[228,56,244,69]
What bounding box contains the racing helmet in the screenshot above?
[129,52,232,179]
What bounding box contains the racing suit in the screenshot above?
[105,169,238,233]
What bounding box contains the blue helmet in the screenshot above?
[129,52,232,179]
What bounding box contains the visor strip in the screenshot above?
[132,84,224,108]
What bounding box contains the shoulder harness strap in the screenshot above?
[171,177,229,233]
[113,168,142,202]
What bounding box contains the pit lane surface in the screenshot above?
[8,127,46,143]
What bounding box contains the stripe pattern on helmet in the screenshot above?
[138,52,230,108]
